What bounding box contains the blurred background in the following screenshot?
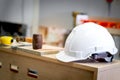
[0,0,120,59]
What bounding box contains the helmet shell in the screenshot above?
[56,22,118,62]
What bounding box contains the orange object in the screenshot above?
[107,22,117,28]
[25,37,33,43]
[81,20,90,23]
[81,19,98,24]
[116,23,120,29]
[89,20,98,23]
[98,21,109,28]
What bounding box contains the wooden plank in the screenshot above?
[17,44,63,55]
[107,28,120,36]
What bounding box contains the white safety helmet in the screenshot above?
[56,22,118,62]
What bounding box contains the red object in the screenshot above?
[117,23,120,29]
[107,22,116,28]
[106,0,113,3]
[98,21,109,28]
[81,20,89,23]
[81,20,98,24]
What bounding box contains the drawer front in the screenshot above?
[0,51,94,80]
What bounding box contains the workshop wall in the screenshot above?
[40,0,120,29]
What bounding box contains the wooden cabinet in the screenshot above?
[0,46,120,80]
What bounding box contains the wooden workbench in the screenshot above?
[0,45,120,80]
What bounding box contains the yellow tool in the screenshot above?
[0,36,13,45]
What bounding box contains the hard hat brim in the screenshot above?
[56,51,83,62]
